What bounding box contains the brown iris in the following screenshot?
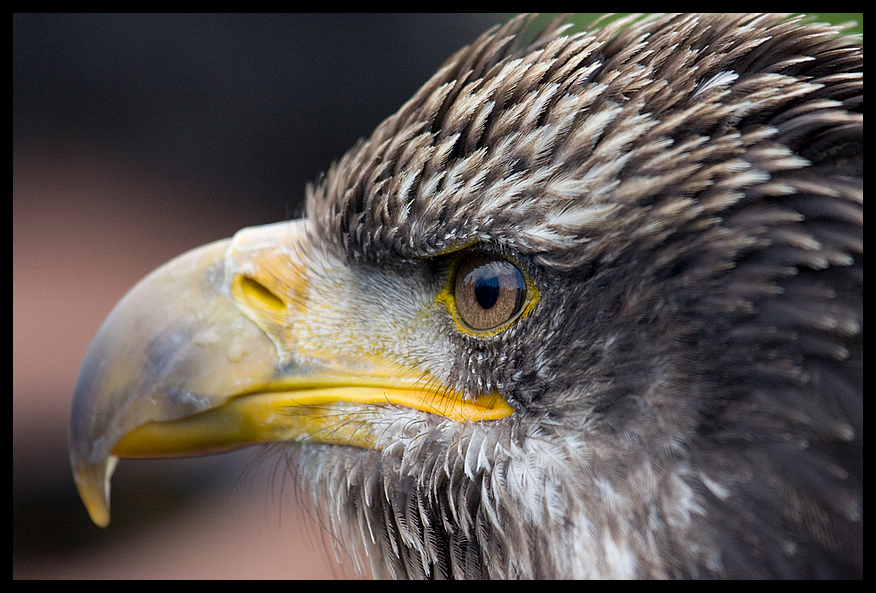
[455,254,526,330]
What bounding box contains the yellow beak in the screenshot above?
[69,220,513,528]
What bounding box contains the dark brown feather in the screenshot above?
[298,14,862,578]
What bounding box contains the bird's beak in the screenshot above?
[69,220,513,528]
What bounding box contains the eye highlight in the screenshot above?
[454,254,527,331]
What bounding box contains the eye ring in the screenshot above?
[454,254,527,331]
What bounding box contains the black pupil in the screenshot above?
[474,275,500,309]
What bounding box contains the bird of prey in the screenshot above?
[70,14,862,578]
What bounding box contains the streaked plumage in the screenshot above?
[70,14,862,578]
[299,14,862,578]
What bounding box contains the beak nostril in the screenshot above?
[234,274,285,312]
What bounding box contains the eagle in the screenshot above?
[69,14,862,578]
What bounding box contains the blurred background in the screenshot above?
[14,13,862,579]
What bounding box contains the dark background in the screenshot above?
[13,13,861,578]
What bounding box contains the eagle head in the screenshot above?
[70,14,862,578]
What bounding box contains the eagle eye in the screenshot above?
[454,254,526,331]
